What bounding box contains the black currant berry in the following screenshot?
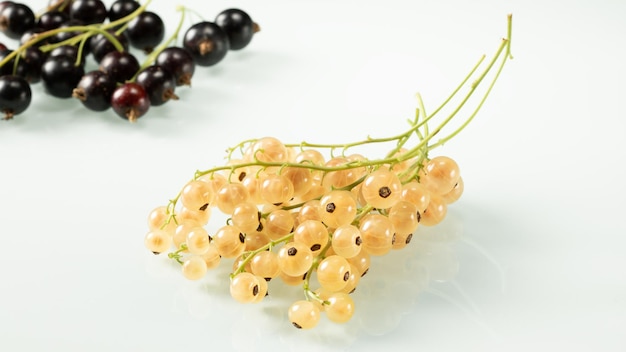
[90,31,129,63]
[135,65,178,106]
[215,8,259,50]
[126,11,165,54]
[48,44,87,67]
[37,10,69,31]
[0,75,31,120]
[99,51,139,83]
[49,19,84,44]
[72,70,116,111]
[183,21,229,67]
[48,0,71,14]
[0,2,36,39]
[69,0,107,25]
[155,46,195,86]
[19,27,46,47]
[0,1,14,14]
[41,55,85,98]
[108,0,140,23]
[0,49,26,77]
[16,47,46,83]
[111,82,150,122]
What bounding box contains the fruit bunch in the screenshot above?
[144,15,513,329]
[0,0,259,121]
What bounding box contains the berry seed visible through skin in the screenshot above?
[379,186,392,198]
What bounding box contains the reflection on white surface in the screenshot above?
[146,209,505,351]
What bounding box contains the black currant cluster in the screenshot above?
[0,0,259,121]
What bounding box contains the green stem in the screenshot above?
[230,232,295,277]
[302,239,333,303]
[132,5,187,81]
[0,0,153,69]
[164,14,514,222]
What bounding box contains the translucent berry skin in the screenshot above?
[277,242,313,277]
[183,21,229,67]
[110,82,150,122]
[213,225,246,258]
[126,11,165,53]
[135,65,178,106]
[420,156,461,196]
[69,0,107,25]
[0,75,31,120]
[230,272,262,304]
[155,46,195,86]
[72,70,116,111]
[215,8,257,50]
[361,168,402,209]
[359,214,394,256]
[317,255,351,292]
[144,229,172,254]
[40,55,85,98]
[288,300,321,329]
[442,177,464,204]
[0,2,35,39]
[320,190,357,229]
[325,292,355,323]
[98,51,140,83]
[182,255,208,280]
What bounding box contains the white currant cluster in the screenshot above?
[143,14,512,329]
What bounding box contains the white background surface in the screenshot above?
[1,0,625,351]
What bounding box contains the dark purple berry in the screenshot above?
[90,31,129,63]
[135,65,178,106]
[0,2,14,14]
[40,55,85,98]
[70,0,107,25]
[155,46,195,86]
[183,21,229,67]
[72,70,116,111]
[0,49,26,77]
[48,44,87,67]
[19,27,47,47]
[108,0,140,23]
[0,2,35,39]
[111,82,150,122]
[99,51,139,83]
[37,10,69,31]
[49,19,84,44]
[215,9,258,50]
[48,0,71,14]
[0,75,31,120]
[16,47,46,83]
[126,11,165,54]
